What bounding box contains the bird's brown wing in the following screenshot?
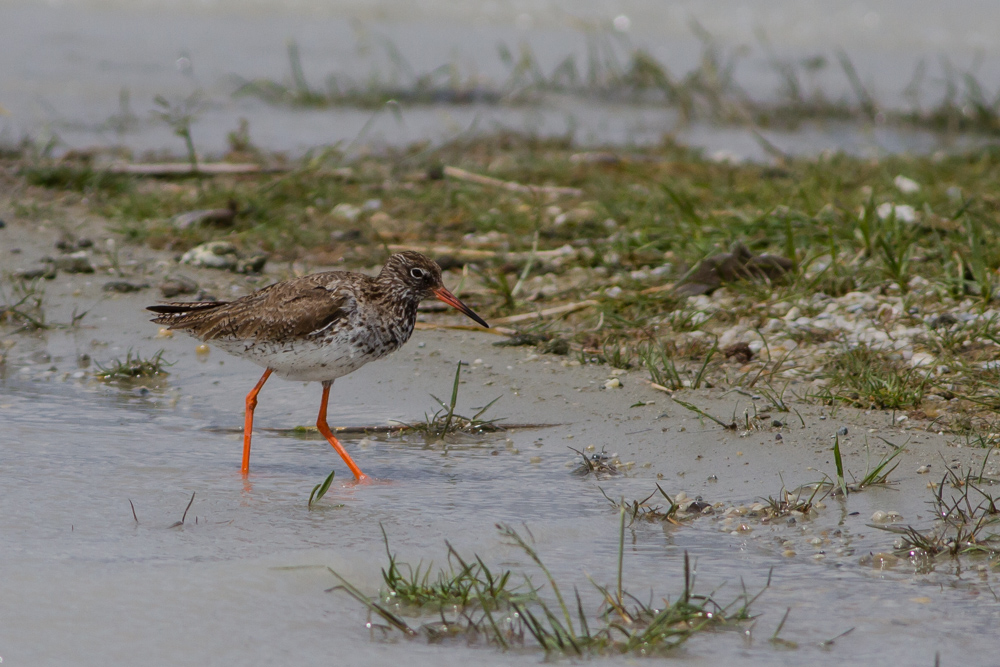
[147,273,351,343]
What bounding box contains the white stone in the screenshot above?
[894,175,921,194]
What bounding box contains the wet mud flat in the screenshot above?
[3,215,1000,665]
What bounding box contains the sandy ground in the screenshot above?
[3,210,1000,665]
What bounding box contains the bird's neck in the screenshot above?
[373,286,421,346]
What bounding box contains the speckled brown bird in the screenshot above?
[147,251,488,481]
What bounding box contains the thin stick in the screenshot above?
[107,163,288,175]
[181,492,196,524]
[413,322,514,335]
[443,165,583,197]
[387,243,577,262]
[492,300,599,325]
[641,378,674,394]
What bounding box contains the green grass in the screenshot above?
[872,458,1000,563]
[823,436,905,498]
[94,349,171,381]
[820,344,927,410]
[0,276,47,331]
[14,124,1000,427]
[394,361,504,437]
[328,518,765,656]
[602,485,706,525]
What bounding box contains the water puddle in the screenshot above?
[3,318,1000,665]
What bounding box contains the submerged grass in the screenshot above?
[0,276,47,332]
[395,361,504,437]
[329,517,765,656]
[872,458,1000,565]
[94,349,171,381]
[824,436,905,497]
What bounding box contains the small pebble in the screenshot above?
[837,426,848,436]
[103,280,149,293]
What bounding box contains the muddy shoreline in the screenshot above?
[3,205,1000,664]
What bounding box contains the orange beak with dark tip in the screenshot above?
[433,287,490,328]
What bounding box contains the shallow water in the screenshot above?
[3,295,1000,665]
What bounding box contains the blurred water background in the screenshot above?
[4,0,1000,160]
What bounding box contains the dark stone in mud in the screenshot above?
[433,254,464,272]
[687,500,712,512]
[56,236,93,253]
[170,201,238,230]
[236,253,268,274]
[51,252,95,273]
[494,333,544,347]
[723,342,754,363]
[930,313,958,328]
[103,281,150,293]
[674,242,793,296]
[494,332,561,351]
[15,266,57,280]
[159,276,198,298]
[541,338,570,355]
[331,229,363,242]
[0,219,6,229]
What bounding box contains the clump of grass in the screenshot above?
[639,341,684,390]
[396,361,504,437]
[820,436,905,498]
[603,485,709,525]
[820,344,927,410]
[94,349,171,381]
[0,276,47,332]
[153,92,204,172]
[377,526,526,610]
[639,338,718,391]
[21,162,133,195]
[761,482,828,518]
[873,460,1000,562]
[570,447,619,477]
[329,518,765,656]
[234,39,503,109]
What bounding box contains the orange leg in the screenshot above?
[242,368,273,476]
[316,380,369,482]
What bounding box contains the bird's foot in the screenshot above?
[346,473,385,486]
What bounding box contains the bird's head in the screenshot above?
[379,252,489,328]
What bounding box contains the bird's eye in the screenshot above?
[410,268,426,279]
